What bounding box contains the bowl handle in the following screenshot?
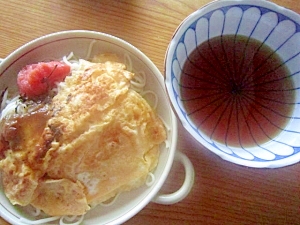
[151,151,194,205]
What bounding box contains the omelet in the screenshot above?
[0,59,166,216]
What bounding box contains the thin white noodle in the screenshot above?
[19,216,60,224]
[85,40,96,60]
[17,205,60,225]
[130,80,144,91]
[124,53,133,72]
[158,115,171,132]
[18,208,84,225]
[17,205,84,225]
[157,115,171,149]
[99,193,121,207]
[62,52,74,67]
[60,215,84,225]
[146,172,155,187]
[130,71,146,93]
[31,207,41,217]
[66,51,75,60]
[141,90,158,110]
[61,215,77,222]
[63,52,82,72]
[0,88,8,112]
[131,71,146,87]
[164,139,170,149]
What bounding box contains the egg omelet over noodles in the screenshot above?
[0,55,166,216]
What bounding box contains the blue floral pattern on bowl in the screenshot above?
[165,0,300,168]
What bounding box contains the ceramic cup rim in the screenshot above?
[164,0,300,168]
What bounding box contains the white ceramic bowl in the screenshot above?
[165,0,300,168]
[0,30,194,225]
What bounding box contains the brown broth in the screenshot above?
[180,34,295,148]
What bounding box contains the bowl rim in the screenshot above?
[0,30,179,225]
